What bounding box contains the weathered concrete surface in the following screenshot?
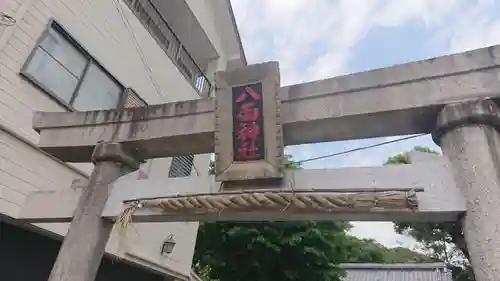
[433,99,500,281]
[19,189,82,223]
[17,179,87,223]
[215,61,284,182]
[17,160,466,223]
[35,45,500,162]
[90,159,463,222]
[409,149,443,163]
[99,161,464,222]
[33,99,216,162]
[46,143,142,281]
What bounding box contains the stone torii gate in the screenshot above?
[17,45,500,281]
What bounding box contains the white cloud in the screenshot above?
[230,0,500,249]
[349,221,419,249]
[445,1,500,53]
[231,0,477,85]
[232,0,379,84]
[231,0,500,165]
[375,0,462,27]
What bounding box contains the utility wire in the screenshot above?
[291,133,427,165]
[112,0,163,97]
[111,0,427,170]
[113,0,204,177]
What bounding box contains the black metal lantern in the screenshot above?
[161,234,176,255]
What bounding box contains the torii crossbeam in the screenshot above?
[19,155,465,223]
[32,45,500,162]
[18,45,500,281]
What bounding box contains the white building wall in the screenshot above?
[185,0,224,58]
[0,0,224,279]
[184,0,244,72]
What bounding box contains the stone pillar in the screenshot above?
[47,142,142,281]
[433,99,500,281]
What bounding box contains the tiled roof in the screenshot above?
[340,263,452,281]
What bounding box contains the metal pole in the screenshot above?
[47,142,142,281]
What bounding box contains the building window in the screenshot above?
[21,21,125,111]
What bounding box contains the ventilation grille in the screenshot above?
[168,154,194,177]
[123,88,147,108]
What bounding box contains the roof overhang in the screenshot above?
[211,0,247,68]
[150,0,219,67]
[149,0,246,69]
[226,0,247,66]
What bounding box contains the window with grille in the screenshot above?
[21,20,125,111]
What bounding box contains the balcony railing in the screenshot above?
[123,0,212,98]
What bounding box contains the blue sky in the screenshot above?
[231,0,500,249]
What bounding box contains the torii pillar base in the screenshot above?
[433,99,500,281]
[47,142,142,281]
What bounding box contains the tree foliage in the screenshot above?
[342,236,434,264]
[193,264,220,281]
[195,154,432,281]
[195,220,352,281]
[385,146,437,165]
[197,154,348,281]
[381,246,436,263]
[385,146,474,281]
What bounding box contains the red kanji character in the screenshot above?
[236,86,261,103]
[237,142,257,160]
[238,122,260,143]
[236,102,260,122]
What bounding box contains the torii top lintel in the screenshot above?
[33,45,500,163]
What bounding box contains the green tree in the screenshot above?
[342,237,385,263]
[385,146,437,165]
[381,246,436,263]
[342,236,434,264]
[386,146,474,281]
[194,263,220,281]
[195,153,437,281]
[195,220,352,281]
[197,154,348,281]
